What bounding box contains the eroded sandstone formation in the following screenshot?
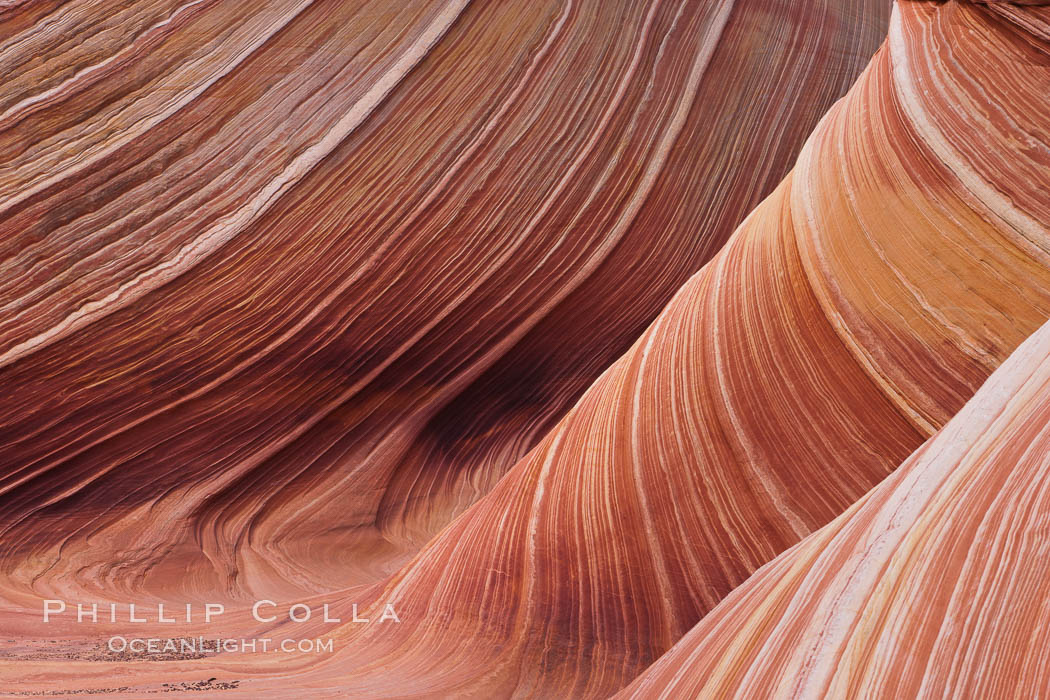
[0,0,890,603]
[2,0,1050,698]
[618,315,1050,699]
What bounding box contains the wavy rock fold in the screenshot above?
[3,0,1050,697]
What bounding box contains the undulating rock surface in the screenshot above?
[616,315,1050,699]
[3,0,1050,698]
[0,0,889,603]
[238,3,1047,696]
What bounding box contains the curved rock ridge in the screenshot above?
[0,0,891,602]
[202,1,1050,695]
[4,1,1044,697]
[616,315,1050,699]
[2,0,1050,697]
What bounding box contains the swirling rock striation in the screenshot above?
[0,0,890,602]
[617,315,1050,698]
[3,0,1050,698]
[219,1,1050,696]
